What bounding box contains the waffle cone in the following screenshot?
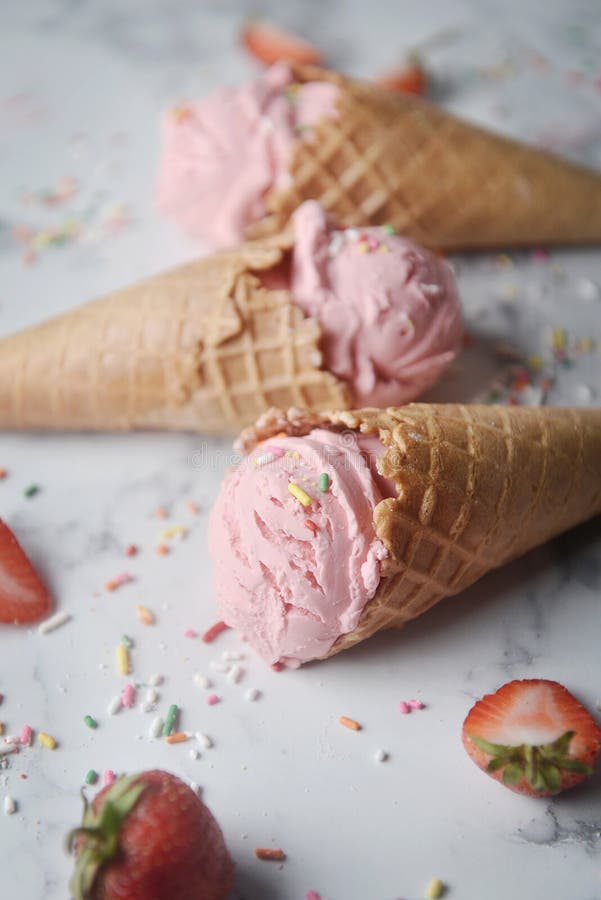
[245,65,601,250]
[0,237,348,434]
[237,403,601,658]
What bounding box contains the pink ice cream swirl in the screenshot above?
[156,63,338,248]
[208,429,395,667]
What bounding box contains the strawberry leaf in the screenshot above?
[502,763,523,785]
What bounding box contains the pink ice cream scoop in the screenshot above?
[156,63,338,248]
[273,201,463,407]
[208,429,394,666]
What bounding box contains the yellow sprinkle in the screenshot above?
[528,354,543,372]
[551,327,566,350]
[116,644,130,675]
[158,525,186,541]
[357,241,369,253]
[575,336,594,353]
[0,722,4,735]
[288,482,312,507]
[136,605,155,626]
[425,877,445,899]
[378,243,390,253]
[38,732,56,750]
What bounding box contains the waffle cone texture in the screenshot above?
[237,403,601,658]
[245,65,601,250]
[0,235,348,434]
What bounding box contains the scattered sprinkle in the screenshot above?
[121,634,133,648]
[210,660,231,673]
[408,699,425,710]
[194,674,212,689]
[165,732,188,744]
[148,673,163,687]
[374,749,388,763]
[255,848,286,862]
[158,525,186,542]
[245,688,260,702]
[154,506,168,519]
[136,605,154,625]
[149,717,163,739]
[189,781,201,795]
[37,732,56,750]
[271,662,283,672]
[318,472,330,492]
[306,892,322,900]
[222,651,243,662]
[195,733,213,749]
[121,684,135,708]
[399,701,411,714]
[105,572,133,592]
[206,694,220,706]
[186,501,199,515]
[425,877,445,899]
[339,716,361,731]
[288,482,312,506]
[145,688,158,705]
[189,748,200,760]
[162,704,179,736]
[19,725,32,746]
[202,621,229,643]
[155,543,170,556]
[382,223,395,235]
[4,796,16,816]
[84,770,98,785]
[0,744,19,757]
[228,664,244,684]
[0,468,7,480]
[184,628,198,639]
[83,715,97,730]
[116,644,130,676]
[107,696,122,716]
[125,544,138,557]
[38,610,71,634]
[103,770,116,787]
[254,452,278,467]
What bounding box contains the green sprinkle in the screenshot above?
[85,769,98,785]
[163,704,178,736]
[121,634,133,648]
[24,484,40,498]
[382,223,395,236]
[318,473,330,493]
[83,715,98,730]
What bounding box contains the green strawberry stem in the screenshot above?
[67,775,147,900]
[468,730,592,792]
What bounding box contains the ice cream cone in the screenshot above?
[245,65,601,250]
[236,403,601,658]
[0,235,348,434]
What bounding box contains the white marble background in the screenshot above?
[1,2,601,899]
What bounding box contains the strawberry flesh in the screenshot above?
[241,21,323,67]
[462,679,601,797]
[0,519,51,624]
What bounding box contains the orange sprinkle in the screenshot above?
[339,716,361,731]
[304,519,318,535]
[156,544,170,556]
[273,432,288,439]
[255,848,286,862]
[125,544,138,557]
[202,621,229,643]
[165,732,188,744]
[0,468,7,480]
[186,501,199,516]
[136,605,155,625]
[154,506,168,519]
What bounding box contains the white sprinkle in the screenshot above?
[149,717,163,739]
[327,231,344,258]
[194,673,212,689]
[374,749,389,763]
[245,688,260,702]
[209,660,230,673]
[258,116,274,132]
[148,674,163,687]
[195,732,213,749]
[4,735,19,746]
[140,701,153,714]
[577,277,600,302]
[228,665,244,684]
[0,745,18,757]
[346,228,359,241]
[420,283,441,296]
[519,386,544,406]
[3,795,16,815]
[574,383,594,404]
[221,651,244,662]
[38,610,72,634]
[145,688,158,705]
[189,781,201,795]
[189,748,201,760]
[107,696,122,716]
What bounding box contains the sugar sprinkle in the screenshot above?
[38,610,71,634]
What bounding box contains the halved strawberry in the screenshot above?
[462,679,601,797]
[0,519,51,624]
[240,20,323,67]
[375,58,427,96]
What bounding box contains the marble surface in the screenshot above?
[2,2,601,898]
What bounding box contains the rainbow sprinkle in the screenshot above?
[37,732,56,750]
[318,473,329,492]
[288,482,312,507]
[116,645,130,676]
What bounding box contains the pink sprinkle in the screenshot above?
[398,701,411,714]
[408,699,425,710]
[206,694,220,706]
[306,893,322,900]
[263,445,285,458]
[121,683,136,708]
[184,629,198,639]
[19,725,33,746]
[103,769,116,786]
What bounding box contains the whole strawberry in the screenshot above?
[0,519,51,624]
[462,679,601,797]
[68,770,234,900]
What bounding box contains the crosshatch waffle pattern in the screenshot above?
[252,65,601,251]
[0,239,349,435]
[233,403,601,658]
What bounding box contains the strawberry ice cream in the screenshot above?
[287,202,463,406]
[208,429,394,666]
[156,63,337,247]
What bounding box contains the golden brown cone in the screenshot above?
[236,403,601,659]
[244,65,601,251]
[0,236,348,435]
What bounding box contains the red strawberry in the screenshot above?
[240,20,323,67]
[375,58,427,96]
[68,770,234,900]
[462,679,601,797]
[0,519,51,624]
